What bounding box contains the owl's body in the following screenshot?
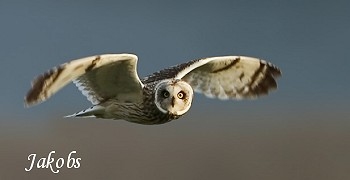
[80,82,181,125]
[25,54,281,125]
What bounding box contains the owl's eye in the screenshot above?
[162,90,170,98]
[177,91,186,99]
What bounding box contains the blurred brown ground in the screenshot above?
[1,107,349,180]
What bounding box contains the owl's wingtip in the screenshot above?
[24,102,30,108]
[23,97,34,108]
[23,94,43,108]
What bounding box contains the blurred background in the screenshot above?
[1,0,349,179]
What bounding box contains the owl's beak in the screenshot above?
[171,96,175,107]
[167,97,177,115]
[167,96,177,115]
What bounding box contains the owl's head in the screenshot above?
[154,79,194,116]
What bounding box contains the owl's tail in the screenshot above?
[65,105,105,118]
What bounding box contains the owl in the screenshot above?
[25,53,281,125]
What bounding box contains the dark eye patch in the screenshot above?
[162,90,170,98]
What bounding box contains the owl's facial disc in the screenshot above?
[155,80,194,116]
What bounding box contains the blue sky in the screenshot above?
[1,0,349,120]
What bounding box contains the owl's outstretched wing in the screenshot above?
[144,56,281,100]
[25,54,144,107]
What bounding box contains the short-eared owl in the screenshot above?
[25,54,281,125]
